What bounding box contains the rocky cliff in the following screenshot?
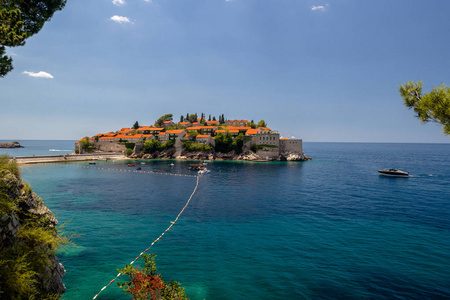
[0,156,65,298]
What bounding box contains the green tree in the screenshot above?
[214,131,233,153]
[188,114,197,123]
[180,115,184,122]
[155,114,173,127]
[257,120,267,128]
[399,81,450,135]
[0,0,66,77]
[143,139,162,154]
[132,121,140,130]
[247,120,257,129]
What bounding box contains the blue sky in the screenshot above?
[1,0,450,143]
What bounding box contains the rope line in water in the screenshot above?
[92,175,200,300]
[48,163,197,178]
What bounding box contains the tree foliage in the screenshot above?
[399,81,450,135]
[182,141,212,152]
[214,132,245,154]
[117,253,188,300]
[0,0,66,77]
[132,121,140,130]
[142,139,174,154]
[154,114,173,127]
[256,120,267,128]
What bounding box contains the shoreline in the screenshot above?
[13,153,127,165]
[12,153,310,165]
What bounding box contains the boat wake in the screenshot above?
[49,149,72,152]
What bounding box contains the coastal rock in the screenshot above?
[237,151,262,161]
[0,141,24,148]
[283,152,311,161]
[0,167,65,297]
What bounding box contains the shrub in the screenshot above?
[117,254,188,300]
[126,148,133,156]
[182,141,211,152]
[0,154,20,179]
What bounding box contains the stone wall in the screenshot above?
[280,139,303,154]
[92,140,126,153]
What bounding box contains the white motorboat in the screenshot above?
[378,169,409,177]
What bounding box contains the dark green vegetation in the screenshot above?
[79,137,96,152]
[155,114,173,127]
[182,141,212,152]
[399,81,450,135]
[0,155,68,299]
[117,253,188,300]
[143,139,174,154]
[214,132,246,154]
[0,0,66,77]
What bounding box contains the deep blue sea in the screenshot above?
[9,141,450,299]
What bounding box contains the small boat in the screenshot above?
[378,169,409,177]
[198,168,210,174]
[128,164,135,167]
[89,162,96,165]
[189,163,204,171]
[137,167,142,170]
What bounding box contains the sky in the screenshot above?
[1,0,450,143]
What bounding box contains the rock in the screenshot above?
[237,151,262,161]
[0,141,24,148]
[0,168,65,297]
[284,152,311,161]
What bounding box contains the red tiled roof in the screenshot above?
[280,137,289,140]
[227,126,251,131]
[99,137,115,140]
[166,130,184,134]
[137,126,152,131]
[196,135,211,138]
[126,134,143,139]
[245,129,260,135]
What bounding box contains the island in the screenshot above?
[0,141,24,148]
[75,114,310,161]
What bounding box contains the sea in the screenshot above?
[1,140,449,299]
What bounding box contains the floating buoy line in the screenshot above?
[47,163,198,178]
[44,163,201,299]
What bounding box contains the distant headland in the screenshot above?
[75,114,310,161]
[0,141,23,148]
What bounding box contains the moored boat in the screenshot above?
[378,169,409,177]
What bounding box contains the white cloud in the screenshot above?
[311,4,328,11]
[143,0,152,2]
[112,0,125,6]
[22,71,54,79]
[110,15,131,24]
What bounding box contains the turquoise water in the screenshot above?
[18,142,450,299]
